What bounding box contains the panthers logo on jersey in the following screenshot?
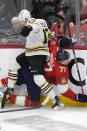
[61,77,66,84]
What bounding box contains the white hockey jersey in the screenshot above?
[25,18,50,56]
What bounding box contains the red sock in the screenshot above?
[25,96,29,106]
[10,95,29,106]
[29,100,39,107]
[62,88,76,101]
[25,97,39,107]
[10,94,16,104]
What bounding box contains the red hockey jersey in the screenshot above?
[44,38,69,85]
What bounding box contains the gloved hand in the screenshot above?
[20,25,32,37]
[58,36,72,47]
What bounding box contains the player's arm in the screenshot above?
[20,18,40,37]
[21,25,33,37]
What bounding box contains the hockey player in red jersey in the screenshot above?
[45,48,76,101]
[44,38,76,101]
[44,37,87,103]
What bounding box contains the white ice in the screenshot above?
[0,106,87,131]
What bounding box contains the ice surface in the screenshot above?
[0,106,87,131]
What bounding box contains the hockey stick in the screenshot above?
[64,16,84,94]
[0,32,21,39]
[0,105,41,113]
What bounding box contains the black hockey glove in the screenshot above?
[58,36,72,48]
[21,25,32,37]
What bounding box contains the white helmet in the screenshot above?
[18,9,31,22]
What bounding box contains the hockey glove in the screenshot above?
[21,25,32,37]
[58,36,72,47]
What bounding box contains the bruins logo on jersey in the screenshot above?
[29,18,36,24]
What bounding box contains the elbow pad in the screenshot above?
[21,25,32,37]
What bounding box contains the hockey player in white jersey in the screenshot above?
[1,9,64,110]
[16,9,64,110]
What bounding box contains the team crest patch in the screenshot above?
[61,77,66,84]
[29,18,36,23]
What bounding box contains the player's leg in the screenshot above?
[10,95,39,107]
[61,87,76,101]
[56,82,87,102]
[44,62,64,109]
[16,52,40,102]
[27,55,62,110]
[1,60,19,108]
[34,75,63,110]
[20,67,40,101]
[56,82,76,101]
[0,93,39,108]
[1,53,40,108]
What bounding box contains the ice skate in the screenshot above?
[52,96,64,110]
[1,89,10,109]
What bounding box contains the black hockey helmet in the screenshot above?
[56,49,70,62]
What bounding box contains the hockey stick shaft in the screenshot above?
[0,105,41,113]
[0,32,21,39]
[66,18,84,94]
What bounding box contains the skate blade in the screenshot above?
[53,104,65,111]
